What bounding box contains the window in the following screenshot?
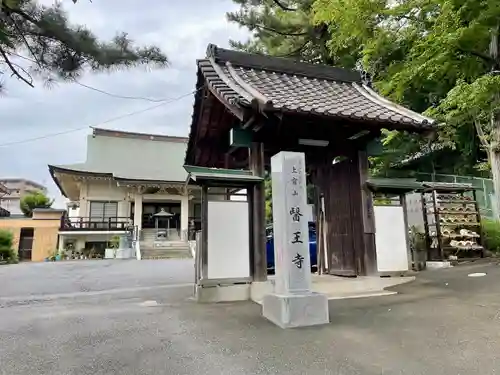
[89,201,118,220]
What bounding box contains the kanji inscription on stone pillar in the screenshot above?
[271,151,311,295]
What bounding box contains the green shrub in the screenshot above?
[0,229,13,248]
[0,230,18,264]
[481,219,500,253]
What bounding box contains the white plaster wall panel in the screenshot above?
[207,201,250,279]
[374,205,409,272]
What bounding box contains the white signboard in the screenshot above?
[271,151,311,295]
[207,201,250,279]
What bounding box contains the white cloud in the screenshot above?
[0,0,250,208]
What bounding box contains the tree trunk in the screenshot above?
[489,23,500,219]
[489,111,500,219]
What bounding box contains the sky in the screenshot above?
[0,0,250,208]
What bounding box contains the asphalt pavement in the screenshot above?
[1,259,499,374]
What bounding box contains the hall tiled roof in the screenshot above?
[196,44,435,130]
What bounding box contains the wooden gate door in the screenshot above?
[18,228,34,261]
[313,150,376,277]
[314,154,359,276]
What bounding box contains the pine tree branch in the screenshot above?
[271,0,298,11]
[277,39,310,57]
[0,47,34,87]
[6,13,42,67]
[255,24,307,36]
[2,5,39,28]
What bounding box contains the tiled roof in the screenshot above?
[197,44,435,130]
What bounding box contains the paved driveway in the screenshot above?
[0,259,194,299]
[1,259,500,374]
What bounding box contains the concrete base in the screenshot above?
[262,292,329,329]
[104,248,133,259]
[426,261,453,270]
[104,248,115,259]
[195,284,250,303]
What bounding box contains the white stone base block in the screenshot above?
[426,261,452,270]
[262,292,329,328]
[195,284,250,303]
[250,280,275,303]
[115,248,133,259]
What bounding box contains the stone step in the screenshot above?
[140,247,192,260]
[141,234,182,242]
[140,241,187,248]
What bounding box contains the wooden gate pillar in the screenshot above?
[249,141,267,281]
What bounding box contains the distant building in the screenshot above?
[0,178,48,215]
[0,183,10,217]
[49,127,198,259]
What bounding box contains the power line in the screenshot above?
[9,52,172,102]
[73,81,169,102]
[0,87,201,148]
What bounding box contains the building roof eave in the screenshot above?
[184,165,263,186]
[367,178,424,194]
[354,83,436,126]
[48,165,70,199]
[48,165,113,179]
[48,164,113,200]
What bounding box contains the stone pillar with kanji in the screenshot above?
[262,151,329,328]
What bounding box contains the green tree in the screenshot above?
[313,0,500,185]
[228,0,498,183]
[0,0,168,90]
[20,191,53,217]
[227,0,439,173]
